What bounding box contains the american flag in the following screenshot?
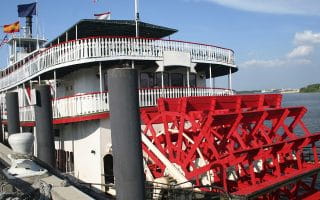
[0,35,9,48]
[3,35,9,43]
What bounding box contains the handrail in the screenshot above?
[1,87,233,122]
[0,36,235,91]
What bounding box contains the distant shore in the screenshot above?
[300,84,320,93]
[237,83,320,94]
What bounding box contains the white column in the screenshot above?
[187,68,190,88]
[75,25,78,40]
[132,60,135,69]
[161,71,164,97]
[22,83,26,107]
[99,62,103,93]
[33,126,37,156]
[14,40,17,62]
[54,70,57,100]
[228,67,232,90]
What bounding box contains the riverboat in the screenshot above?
[1,2,320,199]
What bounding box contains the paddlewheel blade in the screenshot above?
[141,94,320,199]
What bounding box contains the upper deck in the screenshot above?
[0,19,236,92]
[0,19,237,124]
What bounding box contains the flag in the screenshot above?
[18,2,37,17]
[94,12,111,20]
[3,21,20,33]
[2,35,9,43]
[0,35,9,48]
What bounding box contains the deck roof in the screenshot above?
[46,19,177,47]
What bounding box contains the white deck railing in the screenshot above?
[0,37,235,91]
[53,92,109,119]
[139,87,233,107]
[1,87,233,122]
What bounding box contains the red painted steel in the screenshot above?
[141,94,320,199]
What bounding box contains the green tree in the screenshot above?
[300,84,320,93]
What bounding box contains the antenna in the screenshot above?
[135,0,139,37]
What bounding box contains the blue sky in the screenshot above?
[0,0,319,91]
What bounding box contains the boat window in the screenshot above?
[104,72,108,90]
[190,73,196,87]
[184,73,196,87]
[170,73,183,87]
[140,72,154,88]
[55,149,74,173]
[155,72,169,87]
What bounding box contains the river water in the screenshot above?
[282,93,320,134]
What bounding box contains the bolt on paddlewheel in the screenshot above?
[141,94,320,199]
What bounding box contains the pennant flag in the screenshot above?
[3,21,20,33]
[94,12,111,20]
[18,2,37,17]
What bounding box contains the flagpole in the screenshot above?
[135,0,139,37]
[36,0,39,49]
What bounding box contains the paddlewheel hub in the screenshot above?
[141,94,320,199]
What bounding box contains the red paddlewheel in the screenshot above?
[141,94,320,199]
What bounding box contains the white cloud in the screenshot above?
[204,0,320,16]
[287,45,314,58]
[294,31,320,45]
[241,30,319,69]
[241,58,311,68]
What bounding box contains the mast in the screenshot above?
[132,0,140,69]
[26,16,33,38]
[135,0,139,37]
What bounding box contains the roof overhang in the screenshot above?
[45,19,177,47]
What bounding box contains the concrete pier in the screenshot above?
[0,142,103,200]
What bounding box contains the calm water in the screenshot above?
[282,93,320,133]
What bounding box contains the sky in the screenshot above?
[0,0,319,91]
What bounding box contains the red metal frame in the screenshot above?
[141,94,320,199]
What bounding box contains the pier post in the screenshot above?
[108,68,145,200]
[34,85,55,167]
[5,92,20,135]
